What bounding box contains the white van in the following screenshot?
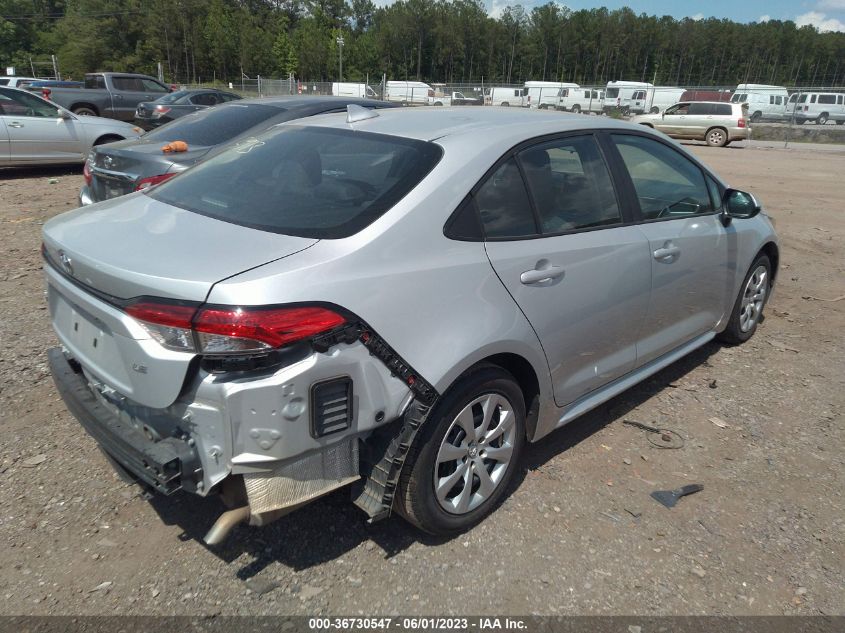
[332,82,377,98]
[487,86,527,107]
[385,81,432,105]
[603,81,684,114]
[788,91,845,125]
[524,81,579,109]
[730,84,789,122]
[558,88,604,113]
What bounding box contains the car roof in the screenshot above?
[298,106,638,145]
[229,95,390,109]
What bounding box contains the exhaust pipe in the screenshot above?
[204,506,250,545]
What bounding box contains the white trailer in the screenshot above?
[385,81,432,105]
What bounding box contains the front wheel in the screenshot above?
[396,365,525,535]
[571,104,581,114]
[73,106,97,117]
[718,254,772,344]
[750,111,762,123]
[706,127,728,147]
[817,113,828,125]
[650,106,659,114]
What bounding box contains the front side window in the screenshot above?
[518,136,621,234]
[150,126,443,239]
[665,103,690,115]
[612,134,713,220]
[0,87,60,117]
[475,158,537,239]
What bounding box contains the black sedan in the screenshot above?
[134,89,242,130]
[82,96,398,205]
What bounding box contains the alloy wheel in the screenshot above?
[434,393,516,514]
[739,265,768,332]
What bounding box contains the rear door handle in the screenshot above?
[653,243,681,261]
[8,122,23,128]
[520,265,564,285]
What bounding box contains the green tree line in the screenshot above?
[2,0,844,86]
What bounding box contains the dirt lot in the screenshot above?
[0,142,843,617]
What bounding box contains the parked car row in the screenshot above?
[41,103,778,543]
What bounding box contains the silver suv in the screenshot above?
[43,108,778,541]
[631,101,749,146]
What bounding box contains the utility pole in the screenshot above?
[336,34,345,82]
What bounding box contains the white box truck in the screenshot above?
[331,82,378,98]
[385,81,433,105]
[731,84,790,122]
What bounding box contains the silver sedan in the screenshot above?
[1,86,142,166]
[42,107,777,539]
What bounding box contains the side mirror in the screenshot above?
[721,188,761,226]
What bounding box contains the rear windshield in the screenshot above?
[143,103,281,146]
[150,126,443,239]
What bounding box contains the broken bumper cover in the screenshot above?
[47,347,202,494]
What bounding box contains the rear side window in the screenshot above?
[688,103,712,115]
[714,104,732,115]
[150,126,443,239]
[85,75,106,89]
[143,103,281,146]
[612,134,713,220]
[818,94,836,105]
[0,79,8,86]
[475,158,537,239]
[191,92,220,106]
[518,136,621,233]
[112,76,143,91]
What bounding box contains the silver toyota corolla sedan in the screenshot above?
[1,86,142,166]
[42,107,778,541]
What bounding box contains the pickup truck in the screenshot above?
[428,91,484,106]
[40,72,174,120]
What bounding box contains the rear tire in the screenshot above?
[750,111,762,123]
[396,365,525,535]
[650,106,659,114]
[501,102,510,107]
[718,254,772,345]
[817,113,829,125]
[706,127,728,147]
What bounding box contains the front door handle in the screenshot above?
[8,122,23,128]
[653,243,681,261]
[520,265,565,285]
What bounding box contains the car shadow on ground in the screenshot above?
[147,340,724,579]
[0,164,81,180]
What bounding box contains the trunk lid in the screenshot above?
[43,195,318,408]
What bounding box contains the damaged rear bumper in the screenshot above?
[47,347,202,494]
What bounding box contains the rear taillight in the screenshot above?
[124,300,346,355]
[803,105,808,112]
[135,172,177,191]
[152,105,171,118]
[83,159,92,186]
[738,118,746,128]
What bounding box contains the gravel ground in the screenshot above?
[0,143,843,616]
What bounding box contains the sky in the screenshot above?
[427,0,845,32]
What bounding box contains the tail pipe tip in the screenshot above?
[204,506,250,545]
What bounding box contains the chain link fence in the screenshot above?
[183,79,845,146]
